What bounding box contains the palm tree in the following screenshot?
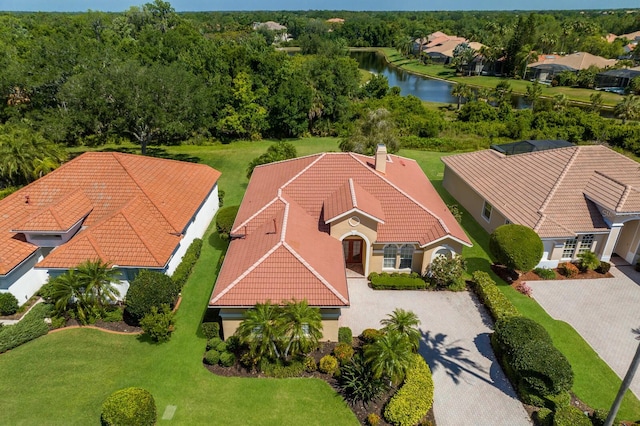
[451,83,471,110]
[380,308,421,351]
[49,271,91,323]
[553,94,569,112]
[235,301,283,361]
[364,331,415,386]
[75,259,120,310]
[615,95,640,124]
[589,93,603,113]
[525,81,543,111]
[280,299,323,359]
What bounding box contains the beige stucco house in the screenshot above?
[210,145,471,341]
[442,142,640,268]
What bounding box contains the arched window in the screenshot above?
[399,245,414,269]
[435,248,452,259]
[383,245,397,268]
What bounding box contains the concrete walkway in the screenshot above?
[340,278,531,426]
[527,265,640,398]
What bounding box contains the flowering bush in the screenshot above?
[515,282,532,297]
[558,262,579,278]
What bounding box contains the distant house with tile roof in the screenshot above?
[210,145,471,341]
[442,143,640,268]
[528,52,617,82]
[0,152,220,304]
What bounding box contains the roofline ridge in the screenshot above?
[209,241,283,305]
[119,207,167,266]
[617,185,632,212]
[280,153,327,191]
[280,197,289,241]
[348,153,451,235]
[538,146,581,214]
[112,154,180,234]
[232,197,280,234]
[536,214,577,236]
[282,241,349,305]
[86,232,109,263]
[348,178,358,208]
[252,152,323,172]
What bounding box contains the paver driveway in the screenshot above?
[527,264,640,398]
[339,278,531,426]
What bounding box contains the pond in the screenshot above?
[350,51,529,108]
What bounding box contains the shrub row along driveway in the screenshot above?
[339,278,531,426]
[527,264,640,398]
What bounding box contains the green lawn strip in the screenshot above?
[0,139,356,425]
[378,47,622,108]
[400,148,640,421]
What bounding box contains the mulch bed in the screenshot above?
[203,338,436,426]
[59,318,142,334]
[491,264,612,287]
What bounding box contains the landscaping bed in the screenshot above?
[491,264,613,285]
[204,337,436,426]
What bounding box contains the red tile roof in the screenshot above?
[0,152,220,275]
[442,145,640,238]
[211,151,470,308]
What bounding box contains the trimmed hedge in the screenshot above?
[535,408,553,426]
[319,355,339,375]
[171,238,203,290]
[384,354,434,426]
[216,205,240,240]
[558,262,579,278]
[368,272,426,290]
[125,270,179,324]
[552,405,591,426]
[219,351,236,367]
[470,271,520,321]
[0,303,50,354]
[493,316,552,358]
[201,322,220,340]
[101,387,156,426]
[338,326,352,344]
[204,349,220,365]
[489,224,543,272]
[0,292,19,316]
[596,261,611,274]
[533,267,556,280]
[512,340,574,396]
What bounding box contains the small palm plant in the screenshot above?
[364,331,415,386]
[279,299,323,359]
[380,308,421,351]
[235,301,284,361]
[75,259,120,310]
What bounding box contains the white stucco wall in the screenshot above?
[166,183,219,276]
[0,254,49,305]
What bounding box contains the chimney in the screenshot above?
[375,144,387,174]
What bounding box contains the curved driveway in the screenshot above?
[339,278,531,426]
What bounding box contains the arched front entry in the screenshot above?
[343,236,365,276]
[613,219,640,264]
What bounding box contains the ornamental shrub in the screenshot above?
[0,303,50,353]
[577,251,600,272]
[219,351,236,367]
[489,224,543,272]
[338,326,353,344]
[511,341,574,395]
[0,293,19,316]
[596,261,611,274]
[425,255,466,290]
[101,387,156,426]
[171,238,203,290]
[591,408,610,426]
[369,272,426,290]
[493,316,552,358]
[470,271,520,322]
[333,342,355,365]
[125,270,179,324]
[552,405,591,426]
[514,281,532,297]
[215,341,228,353]
[139,304,175,343]
[303,356,317,372]
[533,267,556,280]
[544,390,571,410]
[262,359,305,378]
[367,413,381,426]
[338,355,388,407]
[204,349,220,365]
[201,322,220,340]
[361,328,384,343]
[535,408,553,426]
[206,337,223,350]
[216,205,240,240]
[558,262,579,278]
[384,354,434,426]
[319,355,339,375]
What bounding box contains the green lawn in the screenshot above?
[401,148,640,421]
[0,138,356,425]
[379,47,624,108]
[3,140,639,423]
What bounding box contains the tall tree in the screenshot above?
[615,95,640,124]
[235,301,283,362]
[339,108,399,155]
[279,300,323,359]
[451,83,472,110]
[380,309,421,351]
[525,80,543,111]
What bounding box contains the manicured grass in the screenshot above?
[0,138,355,425]
[379,47,623,108]
[401,148,640,421]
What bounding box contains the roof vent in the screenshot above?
[375,144,387,174]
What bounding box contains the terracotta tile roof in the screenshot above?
[0,152,220,275]
[443,145,640,238]
[212,151,470,308]
[324,178,385,224]
[529,52,617,71]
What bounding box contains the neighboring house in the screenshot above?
[596,66,640,91]
[442,142,640,268]
[528,52,617,82]
[413,31,465,57]
[0,152,220,305]
[210,145,471,341]
[252,21,291,43]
